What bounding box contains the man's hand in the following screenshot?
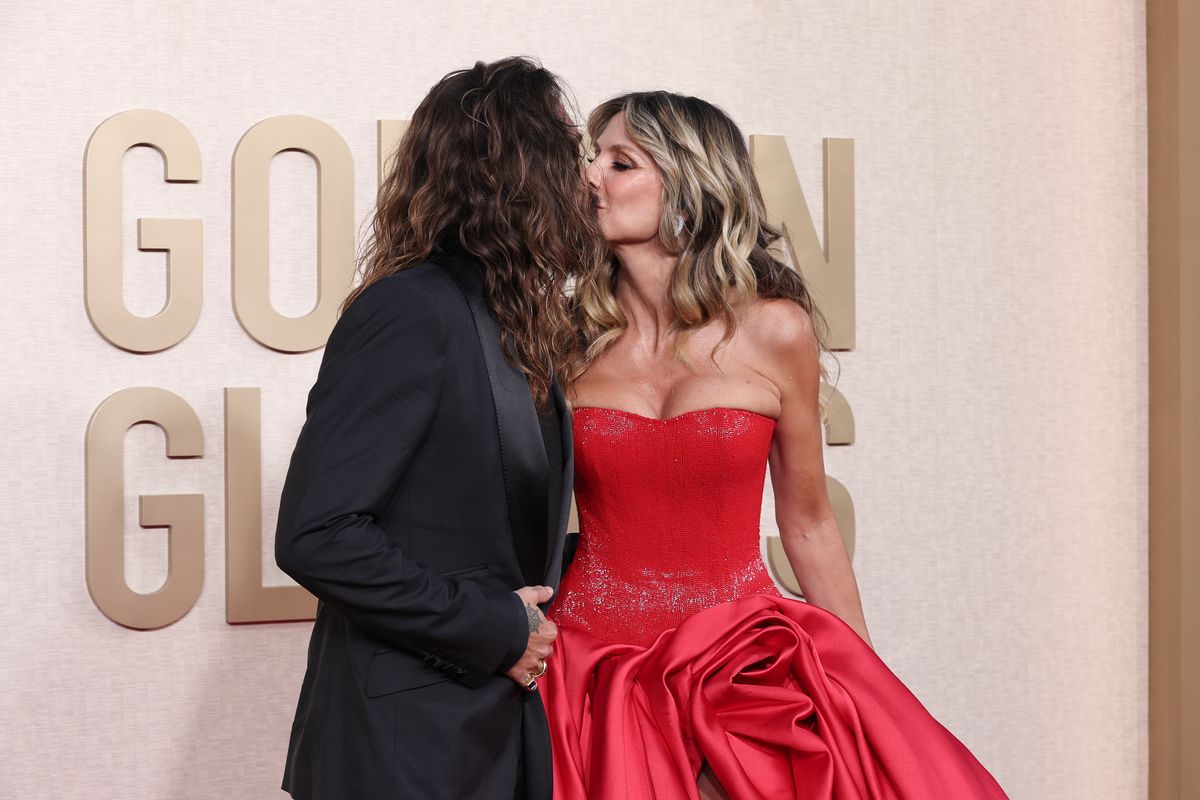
[506,585,557,687]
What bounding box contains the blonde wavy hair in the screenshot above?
[570,91,830,383]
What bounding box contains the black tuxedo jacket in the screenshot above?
[275,254,573,800]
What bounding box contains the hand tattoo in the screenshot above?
[526,604,543,634]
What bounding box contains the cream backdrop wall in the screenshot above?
[0,1,1146,798]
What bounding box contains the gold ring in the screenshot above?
[522,676,538,692]
[531,660,548,678]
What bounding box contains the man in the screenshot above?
[274,57,598,799]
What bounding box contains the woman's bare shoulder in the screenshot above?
[740,297,818,358]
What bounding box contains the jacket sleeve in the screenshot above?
[274,275,529,689]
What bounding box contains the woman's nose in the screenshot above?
[584,160,601,189]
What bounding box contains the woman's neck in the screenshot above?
[612,240,678,352]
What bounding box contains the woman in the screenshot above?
[274,58,596,800]
[543,92,1008,799]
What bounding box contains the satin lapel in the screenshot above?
[542,379,574,588]
[437,255,549,586]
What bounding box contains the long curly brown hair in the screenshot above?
[344,57,601,407]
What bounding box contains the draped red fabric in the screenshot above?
[545,407,1007,798]
[544,595,1008,799]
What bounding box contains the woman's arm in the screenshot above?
[756,300,873,647]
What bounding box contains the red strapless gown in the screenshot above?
[544,407,1007,799]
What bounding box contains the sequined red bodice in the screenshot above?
[549,406,782,647]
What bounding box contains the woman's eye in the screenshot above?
[612,160,632,171]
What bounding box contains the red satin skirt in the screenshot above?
[542,594,1007,799]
